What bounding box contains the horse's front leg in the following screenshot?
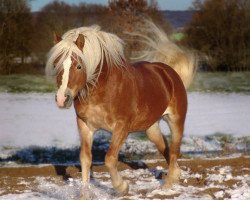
[77,117,94,186]
[105,127,129,196]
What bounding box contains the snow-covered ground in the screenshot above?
[0,93,249,199]
[0,92,249,163]
[0,161,249,200]
[1,92,249,146]
[0,92,249,160]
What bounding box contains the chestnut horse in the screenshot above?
[46,21,196,196]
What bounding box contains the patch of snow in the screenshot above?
[214,190,224,198]
[0,192,58,200]
[36,177,115,200]
[206,166,233,183]
[121,138,157,155]
[148,188,178,196]
[0,93,78,148]
[225,184,250,200]
[181,136,222,152]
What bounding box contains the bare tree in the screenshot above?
[106,0,172,58]
[32,1,108,65]
[31,1,78,65]
[107,0,171,33]
[32,0,171,65]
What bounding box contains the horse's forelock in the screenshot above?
[46,40,84,76]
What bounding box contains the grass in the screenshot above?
[189,71,250,94]
[0,74,55,93]
[0,71,250,93]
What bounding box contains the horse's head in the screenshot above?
[53,33,86,109]
[47,26,126,109]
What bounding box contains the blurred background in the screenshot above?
[0,0,250,75]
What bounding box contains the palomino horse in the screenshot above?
[46,21,196,196]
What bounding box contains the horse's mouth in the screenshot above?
[55,89,73,109]
[63,99,73,109]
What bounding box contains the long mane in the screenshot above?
[46,25,126,85]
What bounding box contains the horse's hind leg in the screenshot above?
[162,102,186,189]
[146,121,181,188]
[105,126,129,196]
[146,122,170,163]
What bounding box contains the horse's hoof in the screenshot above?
[80,184,91,200]
[79,196,89,200]
[164,165,181,189]
[163,181,174,190]
[163,176,179,189]
[115,180,129,196]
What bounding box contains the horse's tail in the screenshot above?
[130,20,197,89]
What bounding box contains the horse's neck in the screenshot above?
[99,62,110,78]
[96,59,122,83]
[82,62,114,96]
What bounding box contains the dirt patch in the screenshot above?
[0,156,249,199]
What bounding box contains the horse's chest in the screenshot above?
[77,105,112,131]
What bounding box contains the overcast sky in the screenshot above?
[31,0,194,11]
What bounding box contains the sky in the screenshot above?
[30,0,194,11]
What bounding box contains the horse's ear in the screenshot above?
[75,34,85,50]
[53,32,62,44]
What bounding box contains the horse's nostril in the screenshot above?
[55,94,57,102]
[65,94,70,103]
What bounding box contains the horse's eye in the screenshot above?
[76,65,82,70]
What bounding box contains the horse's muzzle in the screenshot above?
[55,89,73,109]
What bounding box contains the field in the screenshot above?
[0,72,250,199]
[1,71,250,93]
[0,74,55,93]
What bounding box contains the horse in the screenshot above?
[46,21,196,196]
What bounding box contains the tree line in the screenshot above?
[185,0,250,71]
[0,0,249,74]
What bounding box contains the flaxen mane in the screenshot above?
[46,25,126,86]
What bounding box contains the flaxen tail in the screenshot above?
[130,20,197,89]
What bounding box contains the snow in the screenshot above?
[0,93,78,148]
[0,164,249,199]
[0,193,58,200]
[214,191,224,198]
[0,92,249,147]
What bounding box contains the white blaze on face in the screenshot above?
[56,56,72,107]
